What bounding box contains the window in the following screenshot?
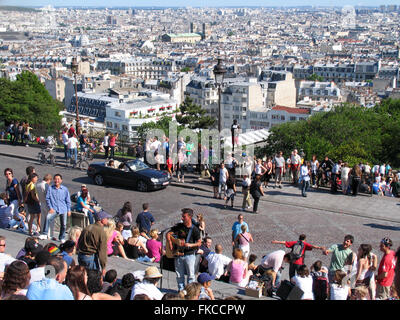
[114,123,119,129]
[115,111,121,117]
[272,114,279,120]
[290,116,296,121]
[106,122,113,128]
[122,125,128,131]
[281,115,285,121]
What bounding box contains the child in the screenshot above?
[248,254,258,272]
[59,240,76,268]
[102,269,118,294]
[197,273,215,300]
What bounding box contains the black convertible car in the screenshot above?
[87,159,171,192]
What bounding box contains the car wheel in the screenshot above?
[94,174,104,186]
[137,180,148,192]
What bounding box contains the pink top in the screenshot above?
[229,260,246,283]
[109,136,116,147]
[107,231,118,255]
[146,239,162,262]
[238,232,251,246]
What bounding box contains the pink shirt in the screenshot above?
[109,136,116,147]
[238,232,251,246]
[107,231,118,255]
[146,239,162,262]
[229,260,246,283]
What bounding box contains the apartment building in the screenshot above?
[96,57,177,78]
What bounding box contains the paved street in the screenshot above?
[1,142,400,299]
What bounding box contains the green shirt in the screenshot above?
[328,244,353,272]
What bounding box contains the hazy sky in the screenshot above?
[1,0,400,7]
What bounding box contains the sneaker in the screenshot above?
[247,206,252,209]
[60,239,66,244]
[279,185,282,189]
[39,234,48,240]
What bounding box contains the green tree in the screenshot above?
[264,101,400,167]
[307,74,325,82]
[0,71,62,135]
[175,96,215,130]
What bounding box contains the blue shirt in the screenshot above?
[76,196,88,212]
[26,278,74,300]
[46,184,71,214]
[135,211,155,233]
[61,251,74,268]
[6,178,19,202]
[232,222,249,241]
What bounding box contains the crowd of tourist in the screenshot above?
[0,137,399,300]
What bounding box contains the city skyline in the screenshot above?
[1,0,400,8]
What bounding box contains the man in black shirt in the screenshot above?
[169,208,201,291]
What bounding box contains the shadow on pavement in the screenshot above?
[363,223,400,231]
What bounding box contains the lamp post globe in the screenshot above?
[213,58,227,133]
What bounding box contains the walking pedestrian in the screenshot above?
[24,173,41,236]
[218,163,229,200]
[300,161,311,197]
[350,164,362,196]
[273,151,285,188]
[109,133,118,159]
[241,174,252,211]
[4,168,24,230]
[103,132,110,159]
[250,174,264,214]
[36,175,53,239]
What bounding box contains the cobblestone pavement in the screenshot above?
[1,142,400,300]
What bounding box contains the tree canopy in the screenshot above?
[175,96,216,130]
[0,71,62,135]
[263,100,400,167]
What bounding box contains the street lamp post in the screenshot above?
[213,58,227,133]
[71,57,80,135]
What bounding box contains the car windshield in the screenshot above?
[126,159,149,172]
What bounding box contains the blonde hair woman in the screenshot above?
[68,226,82,254]
[124,227,151,261]
[146,229,163,263]
[105,219,129,260]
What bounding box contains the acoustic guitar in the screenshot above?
[165,232,185,258]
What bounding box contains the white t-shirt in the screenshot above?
[36,181,49,210]
[103,135,109,147]
[341,167,350,180]
[260,250,285,273]
[274,156,285,168]
[300,165,310,181]
[130,281,163,300]
[291,154,301,165]
[330,283,350,300]
[219,168,228,183]
[379,165,385,175]
[67,137,78,149]
[206,252,232,279]
[150,140,161,151]
[30,266,46,284]
[364,165,371,174]
[292,275,314,300]
[62,133,68,145]
[311,160,319,172]
[0,253,16,272]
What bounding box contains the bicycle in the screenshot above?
[67,151,89,171]
[37,144,57,166]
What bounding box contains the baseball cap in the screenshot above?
[95,210,112,221]
[81,184,87,188]
[381,237,392,247]
[197,273,215,284]
[48,245,61,256]
[25,240,43,256]
[144,266,163,279]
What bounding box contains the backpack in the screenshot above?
[289,241,304,262]
[312,273,329,300]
